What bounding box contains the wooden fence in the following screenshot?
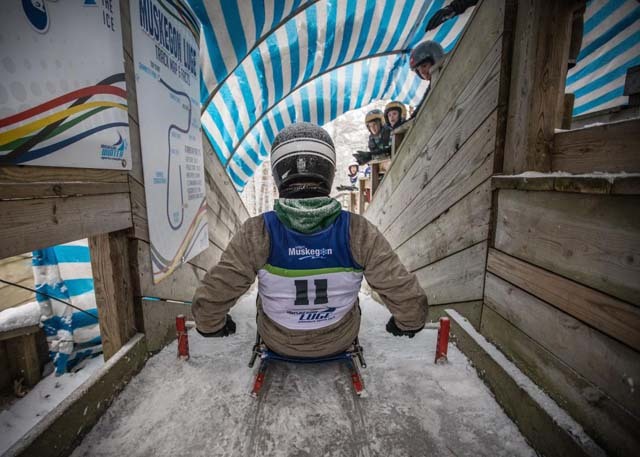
[366,0,639,455]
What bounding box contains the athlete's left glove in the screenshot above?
[196,314,236,337]
[385,317,422,338]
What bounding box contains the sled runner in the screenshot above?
[248,333,367,398]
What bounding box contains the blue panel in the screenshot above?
[285,19,301,90]
[189,0,228,82]
[302,6,318,82]
[220,0,248,60]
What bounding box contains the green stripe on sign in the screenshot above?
[263,264,363,278]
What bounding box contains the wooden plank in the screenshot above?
[484,272,640,418]
[0,166,128,184]
[384,113,496,248]
[487,248,640,351]
[127,116,144,185]
[503,0,578,173]
[492,174,640,195]
[413,242,487,305]
[561,93,575,130]
[0,277,34,312]
[0,182,129,200]
[481,305,640,457]
[0,325,40,342]
[188,243,222,272]
[623,64,640,96]
[6,333,40,387]
[0,255,33,287]
[89,230,137,360]
[367,0,508,220]
[202,140,249,223]
[368,40,502,233]
[428,300,483,330]
[396,180,491,272]
[495,190,640,306]
[128,176,149,242]
[207,208,234,251]
[140,299,193,352]
[552,119,640,174]
[571,105,640,129]
[0,193,132,259]
[134,239,205,303]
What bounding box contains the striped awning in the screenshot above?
[189,0,640,191]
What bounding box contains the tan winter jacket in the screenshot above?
[192,212,428,357]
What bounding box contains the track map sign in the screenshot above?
[131,0,208,283]
[0,0,130,169]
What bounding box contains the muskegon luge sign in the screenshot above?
[131,0,208,283]
[0,0,131,169]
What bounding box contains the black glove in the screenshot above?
[425,6,456,31]
[385,317,422,338]
[196,314,236,338]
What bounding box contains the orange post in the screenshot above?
[435,317,450,363]
[176,315,190,360]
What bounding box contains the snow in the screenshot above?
[69,292,536,457]
[508,170,640,183]
[0,356,104,455]
[0,301,41,332]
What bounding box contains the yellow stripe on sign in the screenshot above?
[0,102,127,146]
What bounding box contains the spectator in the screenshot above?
[409,40,445,119]
[384,101,407,129]
[365,109,391,158]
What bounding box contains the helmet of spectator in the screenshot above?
[409,40,445,76]
[365,109,385,125]
[384,101,407,124]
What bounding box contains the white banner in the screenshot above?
[0,0,130,169]
[131,0,208,283]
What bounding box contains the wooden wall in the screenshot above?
[364,0,515,327]
[476,1,640,455]
[483,146,640,457]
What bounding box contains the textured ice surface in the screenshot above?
[70,292,535,457]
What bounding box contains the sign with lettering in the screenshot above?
[0,0,130,169]
[131,0,208,283]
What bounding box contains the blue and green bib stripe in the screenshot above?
[258,210,364,330]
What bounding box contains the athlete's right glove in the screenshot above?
[385,317,422,338]
[196,314,236,338]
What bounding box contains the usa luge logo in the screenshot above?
[23,0,97,33]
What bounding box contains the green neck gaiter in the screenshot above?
[274,197,343,234]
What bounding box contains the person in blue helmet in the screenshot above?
[192,122,429,358]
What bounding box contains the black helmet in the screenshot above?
[409,40,444,76]
[384,101,407,124]
[270,122,336,198]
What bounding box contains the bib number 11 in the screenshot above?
[294,279,328,306]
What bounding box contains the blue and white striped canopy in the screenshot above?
[188,0,640,192]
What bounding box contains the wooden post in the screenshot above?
[4,329,41,387]
[371,163,380,196]
[89,230,137,360]
[503,0,583,174]
[358,179,365,215]
[350,191,356,213]
[561,93,575,130]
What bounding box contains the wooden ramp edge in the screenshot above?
[5,334,148,457]
[445,310,605,457]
